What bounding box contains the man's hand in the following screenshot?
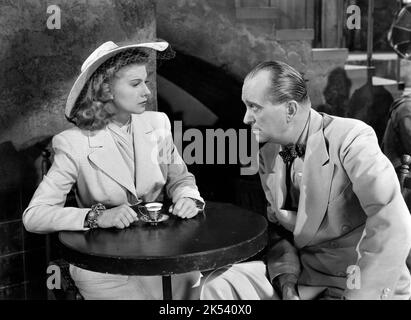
[96,204,138,229]
[273,273,300,300]
[282,282,300,300]
[169,198,198,219]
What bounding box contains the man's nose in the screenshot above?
[243,109,254,125]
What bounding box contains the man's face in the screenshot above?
[242,70,289,144]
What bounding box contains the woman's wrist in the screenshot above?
[187,197,205,211]
[84,203,106,228]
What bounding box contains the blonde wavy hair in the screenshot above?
[67,48,150,130]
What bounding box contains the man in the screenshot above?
[202,61,411,300]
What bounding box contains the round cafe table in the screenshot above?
[59,201,268,300]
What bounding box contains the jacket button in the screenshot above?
[330,241,339,249]
[341,225,351,233]
[381,294,389,300]
[383,288,391,294]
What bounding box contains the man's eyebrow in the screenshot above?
[245,100,262,107]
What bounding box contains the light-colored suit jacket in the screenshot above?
[23,111,204,233]
[260,109,411,300]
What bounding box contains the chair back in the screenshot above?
[399,155,411,193]
[41,147,83,300]
[398,155,411,272]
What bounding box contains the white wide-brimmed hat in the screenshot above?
[65,40,169,118]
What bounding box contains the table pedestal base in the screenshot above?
[162,275,172,300]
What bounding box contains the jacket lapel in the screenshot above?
[131,114,165,197]
[294,110,334,248]
[272,153,286,212]
[87,128,137,197]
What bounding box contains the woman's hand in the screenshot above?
[170,198,198,219]
[97,204,138,229]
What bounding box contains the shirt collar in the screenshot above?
[296,112,310,146]
[280,112,311,152]
[109,117,132,134]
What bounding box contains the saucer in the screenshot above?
[139,214,169,225]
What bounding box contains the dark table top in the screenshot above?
[59,201,268,275]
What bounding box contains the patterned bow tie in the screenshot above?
[279,143,306,163]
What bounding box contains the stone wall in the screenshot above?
[0,0,156,300]
[0,0,156,149]
[156,0,347,107]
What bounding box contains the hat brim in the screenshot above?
[65,41,169,118]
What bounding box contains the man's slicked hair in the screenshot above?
[245,60,309,104]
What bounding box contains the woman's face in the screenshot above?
[110,63,151,118]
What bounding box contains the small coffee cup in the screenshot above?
[144,202,163,221]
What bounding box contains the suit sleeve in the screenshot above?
[259,149,301,284]
[340,123,411,299]
[159,113,205,208]
[22,134,90,233]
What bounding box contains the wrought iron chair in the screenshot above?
[398,155,411,194]
[41,148,83,300]
[398,154,411,272]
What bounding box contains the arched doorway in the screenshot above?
[157,51,266,214]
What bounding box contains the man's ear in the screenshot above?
[285,101,298,123]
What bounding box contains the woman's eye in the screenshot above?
[131,81,149,87]
[251,105,260,112]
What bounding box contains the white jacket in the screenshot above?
[23,111,204,233]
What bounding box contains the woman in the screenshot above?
[22,40,205,300]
